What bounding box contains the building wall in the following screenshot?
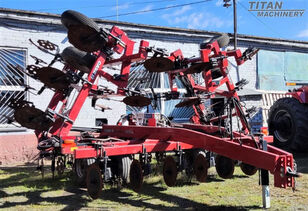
[0,12,260,129]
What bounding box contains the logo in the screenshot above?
[248,1,305,17]
[91,61,101,80]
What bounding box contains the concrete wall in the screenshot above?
[0,132,37,165]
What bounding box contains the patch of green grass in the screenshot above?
[1,156,308,210]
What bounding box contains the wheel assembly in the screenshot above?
[268,97,308,151]
[61,46,96,73]
[75,158,95,186]
[240,162,258,176]
[163,156,178,187]
[129,159,143,192]
[86,163,103,199]
[112,155,132,184]
[193,153,208,182]
[61,10,107,52]
[215,155,235,179]
[200,33,230,49]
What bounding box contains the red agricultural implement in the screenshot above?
[8,10,298,204]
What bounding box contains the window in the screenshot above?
[257,50,308,91]
[0,48,26,128]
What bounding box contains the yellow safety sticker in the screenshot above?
[70,147,78,152]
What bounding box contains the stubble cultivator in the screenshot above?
[9,10,298,200]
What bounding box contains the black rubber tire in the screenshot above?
[215,155,234,179]
[200,33,230,49]
[183,149,206,181]
[61,10,107,52]
[118,156,133,184]
[268,97,308,152]
[240,163,258,176]
[216,33,230,48]
[61,46,96,73]
[61,10,99,31]
[74,158,95,186]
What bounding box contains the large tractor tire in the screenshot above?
[268,97,308,152]
[117,155,133,184]
[61,10,107,52]
[74,158,95,186]
[61,10,100,31]
[61,46,96,73]
[200,33,230,49]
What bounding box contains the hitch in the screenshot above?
[286,167,301,178]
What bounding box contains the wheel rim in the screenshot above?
[273,109,293,143]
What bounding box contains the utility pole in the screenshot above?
[223,0,237,50]
[224,0,240,81]
[116,0,119,22]
[233,0,237,50]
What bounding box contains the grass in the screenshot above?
[1,153,308,211]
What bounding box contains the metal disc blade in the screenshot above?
[129,160,143,192]
[14,106,53,131]
[185,62,211,74]
[36,67,70,90]
[163,156,178,187]
[86,164,103,199]
[175,97,201,108]
[144,57,174,72]
[193,154,208,182]
[123,96,151,107]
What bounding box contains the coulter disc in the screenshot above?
[86,163,103,199]
[163,156,178,187]
[129,160,143,192]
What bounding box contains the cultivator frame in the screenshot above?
[8,10,298,201]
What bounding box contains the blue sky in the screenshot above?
[0,0,307,41]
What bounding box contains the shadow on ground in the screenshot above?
[0,165,261,211]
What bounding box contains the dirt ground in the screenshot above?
[0,153,308,211]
